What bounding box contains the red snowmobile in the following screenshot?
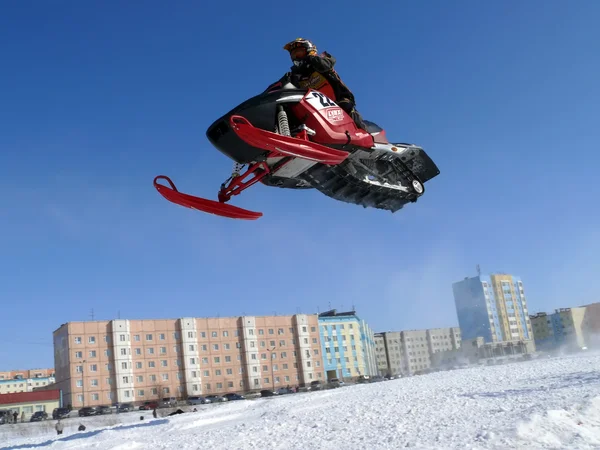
[154,81,440,220]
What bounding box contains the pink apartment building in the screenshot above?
[0,368,55,380]
[53,314,324,407]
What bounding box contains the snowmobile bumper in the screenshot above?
[153,176,262,220]
[229,115,349,165]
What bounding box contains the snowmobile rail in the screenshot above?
[229,115,349,165]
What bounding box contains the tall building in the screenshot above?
[53,314,323,408]
[376,327,461,376]
[317,309,378,380]
[452,273,533,343]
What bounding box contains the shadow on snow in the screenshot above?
[1,418,170,450]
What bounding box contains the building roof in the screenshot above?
[318,309,357,318]
[0,389,60,405]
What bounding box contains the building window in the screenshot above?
[88,336,96,344]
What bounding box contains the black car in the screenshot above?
[260,389,277,397]
[223,393,245,401]
[52,408,71,419]
[30,411,48,421]
[117,403,134,413]
[78,407,97,417]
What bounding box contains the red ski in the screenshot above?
[154,176,262,220]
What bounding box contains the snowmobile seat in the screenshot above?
[362,120,383,134]
[362,119,388,144]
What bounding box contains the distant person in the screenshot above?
[13,411,18,423]
[55,419,64,435]
[21,411,25,423]
[78,423,86,431]
[152,408,157,419]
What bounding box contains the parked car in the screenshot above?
[223,393,245,401]
[95,405,111,415]
[187,396,211,405]
[139,401,159,410]
[30,411,48,422]
[204,395,227,403]
[78,407,97,417]
[327,378,341,388]
[159,397,178,408]
[275,387,293,395]
[260,389,277,397]
[116,403,134,413]
[52,408,71,419]
[310,380,323,390]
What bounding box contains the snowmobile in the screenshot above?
[154,80,440,220]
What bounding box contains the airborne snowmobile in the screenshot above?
[154,80,440,220]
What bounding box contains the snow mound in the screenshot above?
[510,395,600,449]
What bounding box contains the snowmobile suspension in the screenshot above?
[218,161,271,203]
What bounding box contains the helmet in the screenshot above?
[283,38,317,64]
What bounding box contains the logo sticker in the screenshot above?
[326,108,344,122]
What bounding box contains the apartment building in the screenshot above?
[374,333,391,375]
[453,273,533,343]
[0,368,56,394]
[53,314,323,408]
[0,368,54,380]
[529,312,556,351]
[530,305,596,352]
[375,327,461,376]
[318,309,378,380]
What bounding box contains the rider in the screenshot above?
[276,38,367,130]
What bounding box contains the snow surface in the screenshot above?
[2,353,600,449]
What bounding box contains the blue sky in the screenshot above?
[1,1,599,369]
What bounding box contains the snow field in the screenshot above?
[2,353,600,449]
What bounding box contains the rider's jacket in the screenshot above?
[274,52,356,110]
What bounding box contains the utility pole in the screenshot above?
[269,347,276,391]
[81,359,86,408]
